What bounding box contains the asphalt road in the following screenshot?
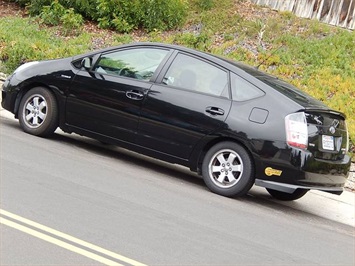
[1,117,354,265]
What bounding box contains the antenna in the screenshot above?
[256,44,284,69]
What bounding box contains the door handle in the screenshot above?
[126,90,144,100]
[205,106,225,116]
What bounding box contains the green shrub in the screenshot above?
[38,1,83,35]
[30,0,52,15]
[112,16,135,33]
[139,0,188,31]
[60,0,96,19]
[60,8,84,35]
[96,0,187,32]
[39,1,65,26]
[9,0,188,32]
[96,0,135,31]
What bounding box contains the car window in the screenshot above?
[163,53,229,98]
[93,48,169,81]
[231,73,265,101]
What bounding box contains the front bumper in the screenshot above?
[1,74,20,115]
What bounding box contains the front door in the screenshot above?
[66,47,170,143]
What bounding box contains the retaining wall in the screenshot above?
[251,0,355,30]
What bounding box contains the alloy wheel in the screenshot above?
[22,94,47,129]
[208,149,244,189]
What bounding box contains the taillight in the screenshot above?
[285,112,308,149]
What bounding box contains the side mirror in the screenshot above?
[81,57,92,70]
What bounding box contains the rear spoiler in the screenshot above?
[301,108,346,119]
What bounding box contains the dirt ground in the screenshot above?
[0,0,25,17]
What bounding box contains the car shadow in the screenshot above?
[49,131,350,229]
[50,129,204,185]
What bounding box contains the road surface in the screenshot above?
[1,116,354,265]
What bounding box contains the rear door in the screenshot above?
[137,52,232,160]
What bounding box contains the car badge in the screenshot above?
[329,126,336,134]
[329,119,339,134]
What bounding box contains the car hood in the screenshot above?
[13,57,72,81]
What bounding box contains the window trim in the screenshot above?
[89,47,172,82]
[230,72,265,102]
[156,51,232,99]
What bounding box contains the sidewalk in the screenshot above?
[1,77,354,227]
[285,189,354,227]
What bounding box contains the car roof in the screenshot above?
[72,42,261,79]
[74,42,227,63]
[71,42,332,111]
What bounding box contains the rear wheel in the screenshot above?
[266,188,309,201]
[18,87,58,137]
[202,142,254,197]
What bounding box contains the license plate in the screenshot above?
[322,135,334,150]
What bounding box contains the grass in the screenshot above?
[0,0,354,156]
[0,17,92,72]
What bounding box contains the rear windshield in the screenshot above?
[257,77,326,108]
[227,61,328,108]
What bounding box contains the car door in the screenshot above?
[137,52,232,160]
[66,47,170,143]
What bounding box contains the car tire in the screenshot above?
[18,87,58,137]
[202,141,254,197]
[266,188,309,201]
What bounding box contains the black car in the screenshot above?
[1,42,351,200]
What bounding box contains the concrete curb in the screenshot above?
[0,77,354,227]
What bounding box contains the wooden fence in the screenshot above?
[251,0,355,30]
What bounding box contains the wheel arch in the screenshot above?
[192,136,256,176]
[14,82,62,119]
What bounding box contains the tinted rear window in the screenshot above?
[226,60,327,108]
[231,73,264,101]
[257,77,326,108]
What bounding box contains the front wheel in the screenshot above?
[266,188,309,201]
[202,142,254,197]
[18,87,58,137]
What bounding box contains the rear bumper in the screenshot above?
[300,155,350,188]
[255,179,344,195]
[255,147,351,193]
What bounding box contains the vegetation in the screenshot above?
[10,0,187,32]
[1,0,354,156]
